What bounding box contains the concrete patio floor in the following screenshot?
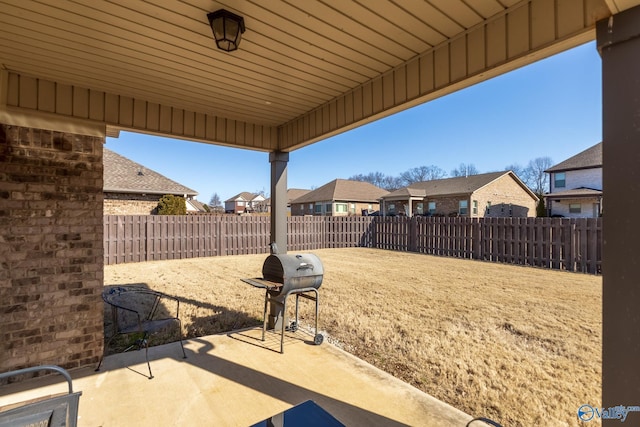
[0,327,485,426]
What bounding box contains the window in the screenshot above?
[427,201,436,215]
[415,202,424,215]
[486,201,491,215]
[309,204,313,210]
[325,204,332,214]
[350,203,356,213]
[569,203,582,214]
[472,200,478,215]
[388,203,396,214]
[555,172,566,188]
[300,205,304,211]
[335,203,348,213]
[314,203,322,214]
[459,200,468,215]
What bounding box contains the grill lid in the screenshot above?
[262,253,323,289]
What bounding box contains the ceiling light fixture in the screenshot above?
[207,9,246,52]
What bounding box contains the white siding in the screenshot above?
[550,168,602,192]
[549,199,601,218]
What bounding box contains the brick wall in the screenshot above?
[473,174,538,218]
[0,124,104,374]
[426,197,463,216]
[104,192,159,215]
[291,201,379,216]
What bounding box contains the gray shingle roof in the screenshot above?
[225,192,257,202]
[545,187,603,198]
[103,148,197,196]
[291,179,387,204]
[384,171,518,199]
[187,199,208,211]
[545,142,602,172]
[287,188,311,204]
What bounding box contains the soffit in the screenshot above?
[0,0,632,151]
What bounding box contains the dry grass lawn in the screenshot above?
[104,248,601,427]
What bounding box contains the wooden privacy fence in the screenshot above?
[104,215,602,273]
[103,215,373,265]
[373,216,602,273]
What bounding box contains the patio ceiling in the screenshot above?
[0,0,636,152]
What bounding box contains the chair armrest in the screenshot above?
[137,290,181,319]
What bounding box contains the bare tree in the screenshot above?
[525,156,553,195]
[450,163,479,177]
[505,164,527,180]
[349,172,402,191]
[379,175,403,192]
[209,192,222,207]
[400,165,447,185]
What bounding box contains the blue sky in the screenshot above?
[105,41,602,203]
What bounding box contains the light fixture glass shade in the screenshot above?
[207,9,246,52]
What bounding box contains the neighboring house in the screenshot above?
[380,171,538,218]
[104,148,202,215]
[224,189,309,214]
[290,179,387,216]
[544,142,602,218]
[186,199,209,213]
[224,192,267,214]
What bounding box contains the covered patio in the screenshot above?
[1,1,640,425]
[1,327,475,426]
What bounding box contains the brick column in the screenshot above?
[0,124,104,373]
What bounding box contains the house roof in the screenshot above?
[104,148,198,196]
[383,171,537,200]
[291,179,387,204]
[287,189,311,204]
[545,142,602,172]
[225,192,258,202]
[382,187,427,199]
[186,199,208,212]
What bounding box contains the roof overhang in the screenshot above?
[0,0,630,153]
[104,188,198,197]
[545,189,603,199]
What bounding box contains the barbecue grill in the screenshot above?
[242,246,324,353]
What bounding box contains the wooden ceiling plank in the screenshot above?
[386,0,464,40]
[464,0,508,19]
[240,0,396,75]
[353,0,442,49]
[311,0,425,59]
[427,0,485,29]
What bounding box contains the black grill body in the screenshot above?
[262,253,323,295]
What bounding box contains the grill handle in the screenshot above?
[297,262,314,271]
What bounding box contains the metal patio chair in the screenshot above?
[95,286,186,379]
[0,365,81,427]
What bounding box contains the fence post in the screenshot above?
[371,217,378,248]
[409,217,418,252]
